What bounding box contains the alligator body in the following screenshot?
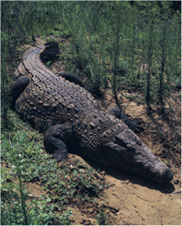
[11,45,173,183]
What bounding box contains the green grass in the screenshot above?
[1,110,109,225]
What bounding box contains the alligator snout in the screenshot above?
[162,167,173,182]
[103,128,173,183]
[153,162,173,183]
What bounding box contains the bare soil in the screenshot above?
[66,152,180,225]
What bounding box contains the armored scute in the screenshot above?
[11,44,173,183]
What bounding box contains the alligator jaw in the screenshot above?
[103,128,173,183]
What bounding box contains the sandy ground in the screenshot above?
[28,152,181,225]
[67,154,181,225]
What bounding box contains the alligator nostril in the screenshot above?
[165,169,173,181]
[161,168,173,182]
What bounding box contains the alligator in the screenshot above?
[11,44,173,183]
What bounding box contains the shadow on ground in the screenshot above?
[69,152,175,194]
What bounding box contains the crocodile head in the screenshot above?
[102,128,173,183]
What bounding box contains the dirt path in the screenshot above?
[102,169,181,225]
[70,155,181,225]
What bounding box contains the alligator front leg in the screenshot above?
[10,76,30,107]
[107,106,144,134]
[44,124,73,162]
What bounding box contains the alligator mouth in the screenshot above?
[121,147,173,183]
[116,149,173,183]
[103,129,173,183]
[148,161,173,183]
[115,129,173,183]
[108,144,173,183]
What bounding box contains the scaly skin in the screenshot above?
[11,45,173,183]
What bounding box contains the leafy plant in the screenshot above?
[1,110,108,225]
[97,204,109,225]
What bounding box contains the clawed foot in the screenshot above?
[53,149,68,162]
[129,121,144,134]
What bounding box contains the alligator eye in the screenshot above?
[97,127,102,132]
[89,123,95,129]
[115,133,126,146]
[106,142,126,153]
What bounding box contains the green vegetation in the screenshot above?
[1,1,181,225]
[97,204,109,225]
[2,1,181,114]
[2,111,108,225]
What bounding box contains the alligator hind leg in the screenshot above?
[10,76,29,107]
[44,124,73,162]
[58,72,103,98]
[57,72,85,87]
